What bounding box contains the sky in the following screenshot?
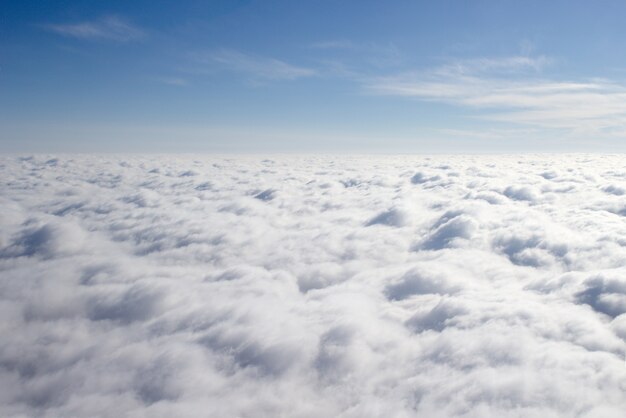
[3,0,626,152]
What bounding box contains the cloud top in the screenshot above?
[1,154,626,417]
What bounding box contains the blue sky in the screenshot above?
[3,0,626,152]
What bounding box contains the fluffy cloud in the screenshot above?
[1,155,626,417]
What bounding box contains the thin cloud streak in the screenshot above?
[310,40,404,69]
[436,55,552,75]
[310,40,355,50]
[367,56,626,135]
[44,16,145,42]
[208,49,317,81]
[155,77,189,87]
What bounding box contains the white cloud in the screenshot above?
[310,40,356,50]
[155,77,189,86]
[310,40,404,71]
[437,55,552,75]
[367,56,626,137]
[1,154,626,417]
[44,15,145,42]
[208,49,317,81]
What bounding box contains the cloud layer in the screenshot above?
[1,155,626,417]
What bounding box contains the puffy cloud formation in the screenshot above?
[1,154,626,417]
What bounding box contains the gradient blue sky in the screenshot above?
[3,0,626,152]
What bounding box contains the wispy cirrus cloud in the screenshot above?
[310,39,356,50]
[206,49,317,81]
[310,40,403,69]
[43,16,145,42]
[436,55,552,75]
[155,77,189,87]
[367,55,626,136]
